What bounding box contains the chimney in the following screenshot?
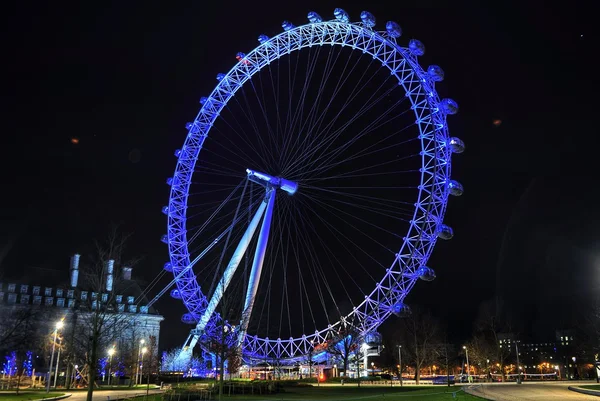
[70,254,80,288]
[122,266,132,281]
[105,259,114,292]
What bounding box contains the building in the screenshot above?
[0,254,164,384]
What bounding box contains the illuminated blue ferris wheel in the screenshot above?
[163,8,465,364]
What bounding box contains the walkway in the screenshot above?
[465,381,599,400]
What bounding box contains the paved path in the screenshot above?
[66,389,163,401]
[465,382,599,400]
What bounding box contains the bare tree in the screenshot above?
[471,299,514,382]
[394,306,443,384]
[69,228,138,401]
[0,305,45,357]
[326,320,362,379]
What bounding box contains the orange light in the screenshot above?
[71,137,80,144]
[493,119,502,127]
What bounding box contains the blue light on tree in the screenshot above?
[98,357,107,377]
[2,352,17,376]
[22,351,33,376]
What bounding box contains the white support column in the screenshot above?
[237,188,276,347]
[195,199,269,333]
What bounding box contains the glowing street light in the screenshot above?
[107,347,116,386]
[46,319,64,393]
[136,339,146,385]
[463,346,470,383]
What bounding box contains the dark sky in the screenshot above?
[1,0,596,351]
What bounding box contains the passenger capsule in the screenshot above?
[417,266,436,281]
[163,262,173,272]
[360,11,376,27]
[437,224,454,240]
[170,289,182,299]
[448,180,464,196]
[161,205,169,215]
[334,8,350,23]
[282,21,295,31]
[448,137,465,153]
[174,149,182,157]
[181,313,197,324]
[236,52,246,60]
[166,177,173,185]
[199,96,208,105]
[392,302,412,318]
[216,73,226,81]
[408,39,426,56]
[307,11,323,23]
[386,21,402,38]
[364,331,382,346]
[258,34,269,44]
[161,234,169,244]
[427,65,445,82]
[440,98,459,115]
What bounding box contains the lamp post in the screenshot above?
[107,347,116,386]
[46,320,64,393]
[397,345,403,386]
[487,359,490,382]
[371,362,375,377]
[136,340,145,385]
[53,336,62,388]
[515,342,521,384]
[143,347,150,399]
[462,346,470,383]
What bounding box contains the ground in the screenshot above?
[465,381,600,400]
[0,393,64,401]
[168,385,479,400]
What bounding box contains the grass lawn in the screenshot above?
[0,393,64,401]
[155,386,480,400]
[580,384,600,390]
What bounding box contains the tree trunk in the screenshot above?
[86,331,99,401]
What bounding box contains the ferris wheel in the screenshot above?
[162,8,465,364]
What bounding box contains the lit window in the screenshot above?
[57,298,65,307]
[128,305,137,313]
[44,288,52,296]
[128,296,134,304]
[0,291,4,300]
[91,292,97,300]
[102,293,108,302]
[140,306,149,314]
[20,294,30,304]
[81,291,88,301]
[8,284,16,293]
[116,295,122,303]
[118,304,125,312]
[20,285,29,294]
[56,289,63,297]
[68,299,75,308]
[92,300,97,310]
[67,290,74,299]
[8,293,17,303]
[45,297,54,306]
[570,337,573,341]
[33,296,42,305]
[33,286,40,295]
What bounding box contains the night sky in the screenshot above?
[1,1,596,351]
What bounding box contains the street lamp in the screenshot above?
[487,359,490,382]
[397,345,403,386]
[136,339,145,385]
[141,347,149,398]
[107,347,116,386]
[46,320,64,393]
[53,336,62,388]
[371,362,375,377]
[462,346,470,383]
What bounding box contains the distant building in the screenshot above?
[0,254,164,380]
